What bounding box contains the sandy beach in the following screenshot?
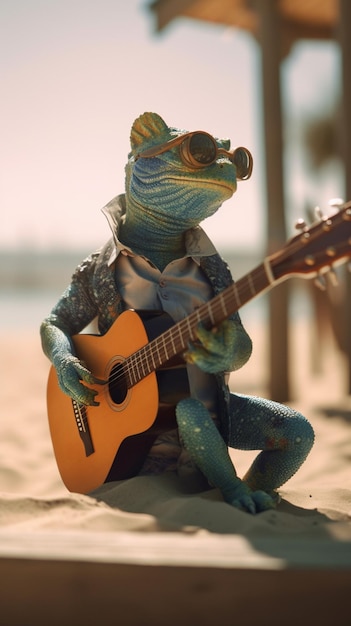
[0,317,350,625]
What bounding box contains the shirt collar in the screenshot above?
[101,194,217,267]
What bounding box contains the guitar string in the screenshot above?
[83,207,350,394]
[108,287,256,387]
[99,221,310,386]
[108,266,269,390]
[101,206,350,391]
[104,264,268,391]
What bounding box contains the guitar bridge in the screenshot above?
[72,400,94,457]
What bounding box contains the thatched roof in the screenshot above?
[150,0,338,42]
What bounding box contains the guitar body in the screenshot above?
[47,310,166,493]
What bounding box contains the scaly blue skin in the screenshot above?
[41,112,314,513]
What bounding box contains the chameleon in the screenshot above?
[40,112,314,514]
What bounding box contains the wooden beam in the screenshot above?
[338,0,351,393]
[254,0,290,401]
[149,0,196,31]
[149,0,336,40]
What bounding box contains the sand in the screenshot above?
[0,322,350,625]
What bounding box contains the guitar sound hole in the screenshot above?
[109,362,128,405]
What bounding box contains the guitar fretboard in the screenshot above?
[123,262,272,388]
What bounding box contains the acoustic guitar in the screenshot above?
[47,201,351,493]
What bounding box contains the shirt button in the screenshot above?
[162,292,169,299]
[159,279,166,287]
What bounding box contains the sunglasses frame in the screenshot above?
[135,131,253,180]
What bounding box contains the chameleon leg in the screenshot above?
[176,398,275,513]
[227,393,315,493]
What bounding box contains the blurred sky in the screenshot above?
[0,0,342,253]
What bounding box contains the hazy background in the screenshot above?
[1,0,342,253]
[0,0,344,332]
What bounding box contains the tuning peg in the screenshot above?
[314,274,327,291]
[328,197,344,211]
[295,218,308,231]
[327,268,339,287]
[314,205,324,220]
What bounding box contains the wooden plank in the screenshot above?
[0,558,349,626]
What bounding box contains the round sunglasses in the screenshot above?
[135,131,253,180]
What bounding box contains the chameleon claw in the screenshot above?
[230,496,256,514]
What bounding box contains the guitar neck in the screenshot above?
[124,259,274,387]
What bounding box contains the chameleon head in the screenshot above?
[125,112,253,230]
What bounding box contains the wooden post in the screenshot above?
[338,0,351,393]
[254,0,290,401]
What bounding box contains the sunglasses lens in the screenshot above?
[233,148,253,179]
[188,133,217,165]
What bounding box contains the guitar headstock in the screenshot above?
[269,200,351,283]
